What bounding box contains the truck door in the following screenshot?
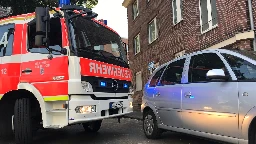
[19,17,69,101]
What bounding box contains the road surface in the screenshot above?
[0,118,229,144]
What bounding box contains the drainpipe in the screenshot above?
[248,0,256,51]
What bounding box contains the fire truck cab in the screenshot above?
[0,3,133,144]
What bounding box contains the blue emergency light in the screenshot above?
[123,83,128,88]
[59,0,70,7]
[104,20,107,25]
[100,81,106,87]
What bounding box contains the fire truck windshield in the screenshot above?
[69,16,128,67]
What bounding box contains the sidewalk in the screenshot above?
[123,111,143,121]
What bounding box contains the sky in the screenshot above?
[92,0,128,39]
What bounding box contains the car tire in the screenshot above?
[143,110,163,139]
[0,102,14,140]
[14,98,33,144]
[82,120,102,133]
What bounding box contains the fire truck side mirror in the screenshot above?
[35,7,50,47]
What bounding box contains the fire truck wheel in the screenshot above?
[14,98,33,144]
[82,120,102,133]
[0,102,14,139]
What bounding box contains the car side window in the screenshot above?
[0,24,14,57]
[27,17,63,55]
[149,66,166,87]
[188,53,227,83]
[222,53,256,81]
[160,58,186,85]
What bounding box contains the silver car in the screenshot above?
[141,49,256,144]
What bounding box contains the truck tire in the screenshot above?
[0,102,13,139]
[143,110,163,139]
[14,98,33,144]
[82,120,102,132]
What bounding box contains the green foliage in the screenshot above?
[0,0,98,16]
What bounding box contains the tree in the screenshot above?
[75,0,98,9]
[0,0,98,17]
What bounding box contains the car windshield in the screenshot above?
[69,16,128,63]
[230,49,256,61]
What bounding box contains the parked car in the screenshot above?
[141,48,256,144]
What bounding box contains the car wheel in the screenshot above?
[14,98,33,144]
[0,102,14,140]
[82,120,102,133]
[143,110,163,139]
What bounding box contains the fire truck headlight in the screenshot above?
[81,81,93,92]
[75,105,96,114]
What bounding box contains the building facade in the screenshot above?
[121,38,130,64]
[122,0,256,111]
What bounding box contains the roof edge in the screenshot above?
[122,0,133,8]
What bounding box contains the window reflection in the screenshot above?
[222,53,256,81]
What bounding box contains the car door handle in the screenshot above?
[22,68,32,73]
[154,92,160,97]
[185,92,194,98]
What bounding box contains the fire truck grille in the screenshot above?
[81,76,131,93]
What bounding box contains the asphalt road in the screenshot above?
[0,118,229,144]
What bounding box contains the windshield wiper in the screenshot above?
[77,48,128,66]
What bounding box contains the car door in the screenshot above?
[221,52,256,140]
[154,58,186,128]
[182,52,239,138]
[145,65,167,104]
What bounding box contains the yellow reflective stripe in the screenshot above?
[43,95,69,101]
[0,95,2,100]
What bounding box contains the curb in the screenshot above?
[123,112,143,121]
[123,115,143,121]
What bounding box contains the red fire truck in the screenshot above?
[0,2,133,144]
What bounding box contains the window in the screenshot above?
[160,59,185,85]
[199,0,218,33]
[188,53,226,83]
[135,71,142,91]
[148,17,158,44]
[149,66,167,87]
[27,17,63,55]
[133,0,139,19]
[175,50,186,58]
[172,0,183,25]
[222,53,256,81]
[0,23,14,57]
[134,34,140,55]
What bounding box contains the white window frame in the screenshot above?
[134,34,140,55]
[133,0,139,19]
[199,0,218,34]
[175,50,186,58]
[172,0,183,25]
[135,71,142,91]
[148,17,158,44]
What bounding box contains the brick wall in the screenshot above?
[126,0,254,111]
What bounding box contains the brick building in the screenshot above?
[122,0,256,111]
[121,38,130,64]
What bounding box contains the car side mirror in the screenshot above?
[206,69,229,80]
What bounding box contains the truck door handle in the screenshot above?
[22,69,32,73]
